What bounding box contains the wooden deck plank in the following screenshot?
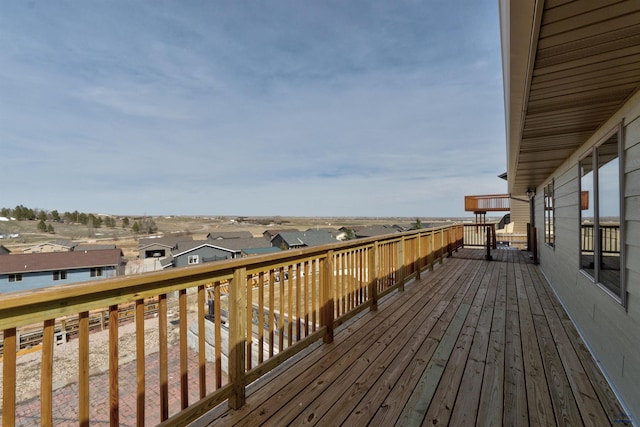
[285,259,483,426]
[476,258,507,425]
[528,265,613,426]
[364,259,487,427]
[515,261,557,426]
[397,302,471,426]
[503,260,529,426]
[213,258,466,426]
[198,249,629,427]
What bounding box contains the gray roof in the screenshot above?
[274,230,338,247]
[138,236,192,250]
[173,237,271,257]
[75,244,117,251]
[207,231,253,240]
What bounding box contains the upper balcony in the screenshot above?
[0,225,631,425]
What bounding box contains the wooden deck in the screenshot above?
[193,248,631,426]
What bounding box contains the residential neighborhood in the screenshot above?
[0,223,406,293]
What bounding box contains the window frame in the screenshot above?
[9,274,22,282]
[188,255,199,265]
[90,267,103,277]
[544,179,555,247]
[578,122,626,306]
[53,270,68,281]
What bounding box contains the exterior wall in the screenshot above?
[0,266,117,293]
[509,197,529,235]
[173,246,234,268]
[534,91,640,419]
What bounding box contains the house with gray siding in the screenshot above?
[0,248,124,293]
[168,237,273,268]
[501,1,640,419]
[270,230,338,250]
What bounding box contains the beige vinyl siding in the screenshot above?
[534,92,640,418]
[509,198,529,235]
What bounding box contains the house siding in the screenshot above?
[534,92,640,418]
[173,246,234,268]
[0,266,117,293]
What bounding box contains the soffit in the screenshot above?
[508,0,640,194]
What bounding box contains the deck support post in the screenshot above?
[428,233,434,271]
[439,229,444,264]
[321,252,334,344]
[369,243,379,311]
[229,267,247,409]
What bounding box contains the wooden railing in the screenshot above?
[581,223,621,254]
[0,225,463,426]
[464,194,510,213]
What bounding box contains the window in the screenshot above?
[53,270,67,281]
[579,123,624,303]
[544,180,554,247]
[188,255,199,265]
[90,267,103,277]
[8,274,22,282]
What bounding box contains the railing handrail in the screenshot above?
[1,224,465,426]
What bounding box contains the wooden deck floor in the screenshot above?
[193,248,631,426]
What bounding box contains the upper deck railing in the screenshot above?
[464,194,510,213]
[0,225,463,426]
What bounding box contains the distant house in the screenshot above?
[262,229,298,241]
[168,237,273,268]
[0,248,124,293]
[75,244,116,251]
[138,236,192,259]
[22,240,76,254]
[207,231,253,240]
[270,230,338,250]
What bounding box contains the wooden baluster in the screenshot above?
[295,263,301,343]
[179,289,188,409]
[159,295,169,420]
[2,328,16,425]
[197,287,206,399]
[258,272,265,364]
[287,264,293,347]
[41,319,54,426]
[369,243,378,311]
[109,305,119,425]
[246,273,253,371]
[79,312,90,426]
[321,252,334,344]
[268,270,275,357]
[136,299,146,423]
[214,283,222,389]
[229,267,247,409]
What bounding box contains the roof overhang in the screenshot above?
[500,0,640,195]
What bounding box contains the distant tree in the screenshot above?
[122,217,130,228]
[0,208,10,218]
[51,210,60,222]
[131,221,140,234]
[280,241,288,250]
[37,219,47,232]
[343,229,356,240]
[47,223,55,233]
[412,218,422,230]
[37,210,47,221]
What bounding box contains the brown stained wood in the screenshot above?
[528,266,612,426]
[295,263,301,342]
[214,284,222,389]
[246,274,253,371]
[279,266,285,353]
[302,260,480,427]
[179,289,189,410]
[476,259,507,426]
[229,267,247,409]
[159,294,169,421]
[40,319,54,426]
[515,262,556,426]
[287,264,293,347]
[136,299,147,423]
[78,311,90,427]
[258,273,265,364]
[109,304,119,425]
[2,328,16,425]
[217,259,461,427]
[268,270,275,358]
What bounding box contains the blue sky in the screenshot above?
[0,1,506,217]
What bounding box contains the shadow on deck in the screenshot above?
[194,248,631,426]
